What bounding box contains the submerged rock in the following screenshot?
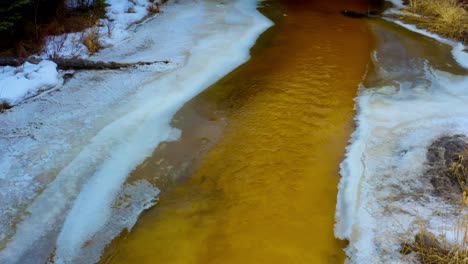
[426,135,468,202]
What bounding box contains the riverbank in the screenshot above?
[395,0,467,44]
[335,3,468,263]
[0,0,166,109]
[0,0,272,263]
[384,0,468,69]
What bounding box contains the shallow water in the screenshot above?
[102,0,374,263]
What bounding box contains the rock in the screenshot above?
[426,135,468,202]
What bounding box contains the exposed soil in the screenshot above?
[427,135,468,202]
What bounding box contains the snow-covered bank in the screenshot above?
[0,0,272,263]
[0,0,164,107]
[0,61,60,106]
[335,17,468,263]
[44,0,164,59]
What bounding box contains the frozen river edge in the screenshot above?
[0,0,272,263]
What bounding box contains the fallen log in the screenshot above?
[0,57,170,70]
[341,10,379,19]
[0,57,38,66]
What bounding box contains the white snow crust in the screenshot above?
[0,61,60,106]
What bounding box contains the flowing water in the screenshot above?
[102,0,376,262]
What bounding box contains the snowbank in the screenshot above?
[387,0,404,8]
[0,0,272,263]
[43,0,162,59]
[0,61,60,106]
[106,0,157,28]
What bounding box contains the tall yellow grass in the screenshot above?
[402,0,468,43]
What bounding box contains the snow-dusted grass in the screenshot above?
[44,0,165,59]
[0,61,60,106]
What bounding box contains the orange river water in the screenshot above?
[101,0,375,263]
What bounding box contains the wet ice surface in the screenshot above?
[335,19,468,263]
[0,0,272,263]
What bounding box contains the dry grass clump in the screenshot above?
[399,0,468,43]
[454,149,468,207]
[402,224,468,264]
[83,30,101,54]
[0,101,12,112]
[83,28,101,54]
[147,3,161,14]
[453,150,468,181]
[402,149,468,263]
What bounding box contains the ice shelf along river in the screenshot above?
[0,0,467,263]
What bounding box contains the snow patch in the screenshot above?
[41,0,160,60]
[106,0,156,28]
[452,43,468,69]
[1,0,165,107]
[0,61,60,106]
[387,0,404,8]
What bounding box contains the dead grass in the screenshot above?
[0,102,12,112]
[147,3,161,14]
[402,220,468,264]
[401,149,468,263]
[83,28,101,54]
[398,0,468,43]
